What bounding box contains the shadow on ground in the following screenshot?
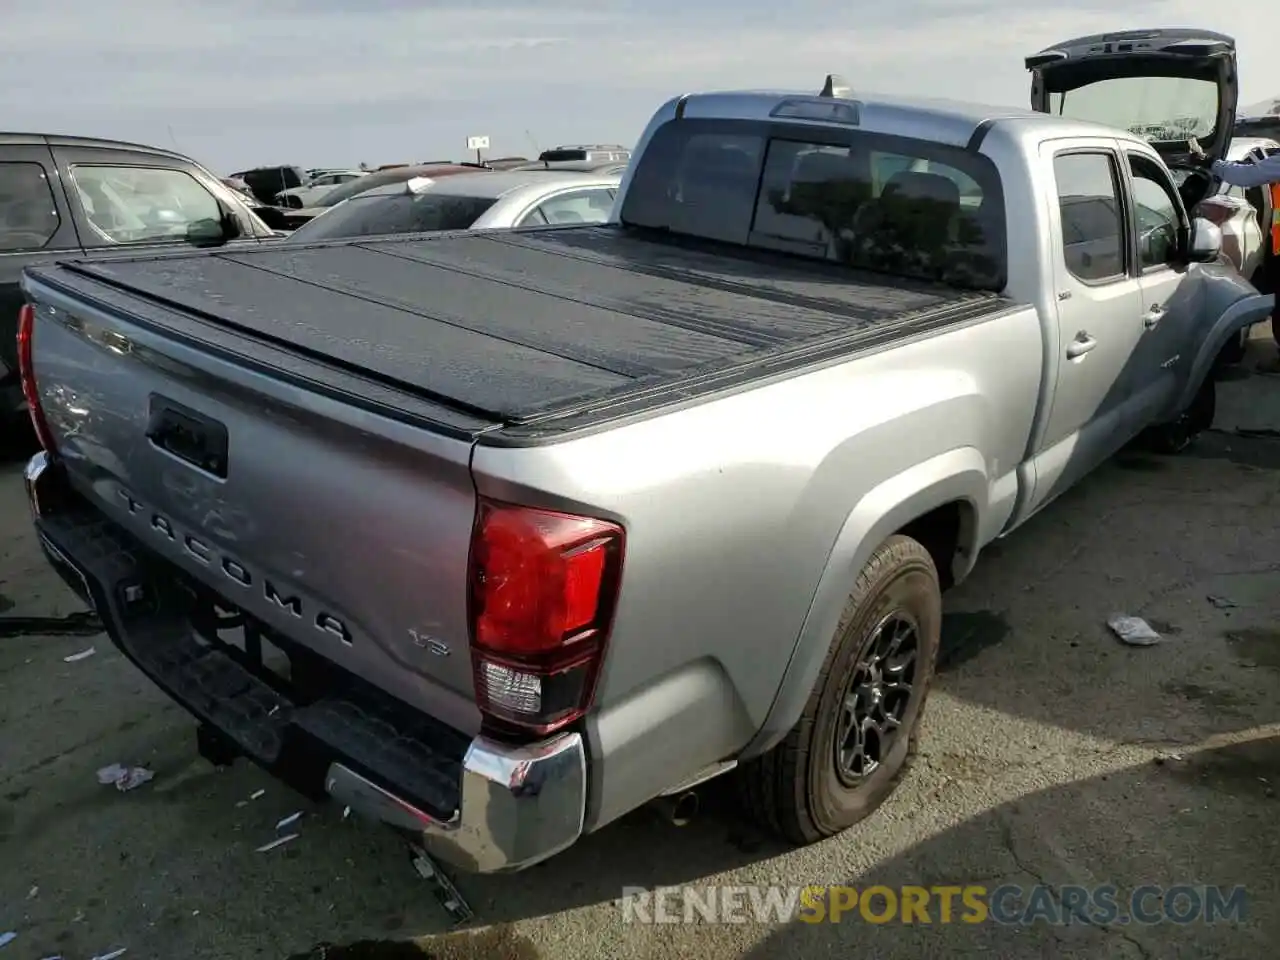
[733,735,1280,960]
[286,737,1280,959]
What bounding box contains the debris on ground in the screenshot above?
[1207,595,1238,609]
[0,932,16,949]
[1107,614,1162,646]
[63,646,97,663]
[409,844,474,925]
[256,833,299,853]
[28,886,38,899]
[96,763,155,792]
[276,811,303,831]
[0,611,102,639]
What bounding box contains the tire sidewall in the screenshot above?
[806,547,941,834]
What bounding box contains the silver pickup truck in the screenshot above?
[17,75,1274,875]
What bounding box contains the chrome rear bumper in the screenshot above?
[324,731,587,873]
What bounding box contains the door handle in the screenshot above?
[1066,332,1098,359]
[1142,304,1165,329]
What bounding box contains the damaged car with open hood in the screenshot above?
[1027,28,1280,357]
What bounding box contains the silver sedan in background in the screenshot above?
[283,169,622,243]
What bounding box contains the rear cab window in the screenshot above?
[0,162,62,253]
[619,118,1007,291]
[68,165,223,246]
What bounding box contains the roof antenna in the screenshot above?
[819,74,852,98]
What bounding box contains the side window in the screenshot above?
[517,207,549,227]
[1054,153,1125,283]
[0,162,61,253]
[1127,154,1184,271]
[531,188,615,225]
[70,165,221,246]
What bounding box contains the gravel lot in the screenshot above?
[2,336,1278,960]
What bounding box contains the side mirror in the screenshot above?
[185,213,240,247]
[1187,217,1222,263]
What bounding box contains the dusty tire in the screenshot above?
[1144,376,1216,455]
[739,535,941,845]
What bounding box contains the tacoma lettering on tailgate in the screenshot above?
[116,487,353,645]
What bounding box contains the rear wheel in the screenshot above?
[739,535,941,845]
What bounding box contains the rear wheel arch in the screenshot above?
[738,450,987,761]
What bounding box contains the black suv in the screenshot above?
[1,133,279,441]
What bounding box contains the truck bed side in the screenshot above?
[467,299,1045,829]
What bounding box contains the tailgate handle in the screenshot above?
[146,396,229,479]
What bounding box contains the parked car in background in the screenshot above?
[285,169,621,242]
[307,167,360,180]
[481,156,531,170]
[0,132,279,440]
[512,158,630,175]
[537,144,631,163]
[273,169,366,209]
[1235,105,1280,143]
[1196,136,1280,356]
[230,165,308,205]
[284,163,493,226]
[1026,27,1277,358]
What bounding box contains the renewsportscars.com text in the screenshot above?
[619,883,1247,926]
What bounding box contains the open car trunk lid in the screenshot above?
[1027,29,1238,168]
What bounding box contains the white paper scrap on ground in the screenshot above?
[1107,614,1162,646]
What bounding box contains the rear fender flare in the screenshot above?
[739,447,988,760]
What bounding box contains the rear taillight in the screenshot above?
[17,303,56,452]
[467,497,624,735]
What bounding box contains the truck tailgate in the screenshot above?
[21,278,486,737]
[35,225,1001,428]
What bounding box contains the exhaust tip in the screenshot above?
[653,790,699,827]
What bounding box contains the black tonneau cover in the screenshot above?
[40,226,1009,433]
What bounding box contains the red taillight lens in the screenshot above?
[17,303,56,452]
[468,497,624,734]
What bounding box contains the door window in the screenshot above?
[1054,153,1125,283]
[1127,154,1185,271]
[69,165,221,245]
[527,188,615,225]
[0,162,61,253]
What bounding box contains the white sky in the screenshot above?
[1,1,1277,172]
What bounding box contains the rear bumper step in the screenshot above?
[24,451,587,873]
